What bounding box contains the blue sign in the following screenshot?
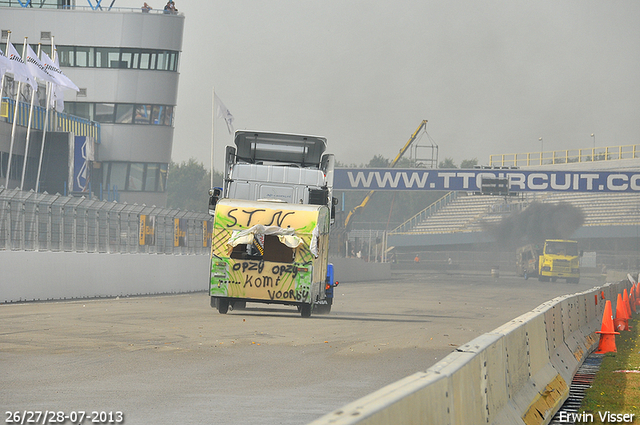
[334,168,640,193]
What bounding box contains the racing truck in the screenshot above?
[207,131,338,317]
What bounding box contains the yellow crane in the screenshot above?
[343,120,432,229]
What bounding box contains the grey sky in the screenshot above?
[117,0,640,171]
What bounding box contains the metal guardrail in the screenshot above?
[489,144,640,167]
[1,98,100,143]
[0,187,211,254]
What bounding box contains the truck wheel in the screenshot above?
[218,298,229,314]
[300,303,312,318]
[210,297,218,309]
[231,301,246,310]
[551,277,557,282]
[314,301,332,314]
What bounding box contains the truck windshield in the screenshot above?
[545,242,578,256]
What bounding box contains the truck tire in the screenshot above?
[218,298,229,314]
[314,300,332,314]
[300,303,312,318]
[210,296,218,309]
[231,301,246,310]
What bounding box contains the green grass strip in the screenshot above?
[580,314,640,420]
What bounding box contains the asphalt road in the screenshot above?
[0,271,604,425]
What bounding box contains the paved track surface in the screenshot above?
[1,271,603,424]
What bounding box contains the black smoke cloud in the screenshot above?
[483,201,584,248]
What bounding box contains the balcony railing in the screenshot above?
[489,144,640,167]
[1,97,100,143]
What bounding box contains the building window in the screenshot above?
[66,103,93,121]
[134,105,152,124]
[74,46,94,67]
[107,162,128,192]
[95,47,123,69]
[145,163,159,191]
[158,164,168,191]
[162,106,174,126]
[115,104,134,124]
[128,163,145,191]
[56,46,179,71]
[102,162,168,192]
[94,103,115,123]
[66,102,174,127]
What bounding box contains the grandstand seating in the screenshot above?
[394,192,640,234]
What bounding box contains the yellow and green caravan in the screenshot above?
[209,198,334,317]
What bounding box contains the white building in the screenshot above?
[0,0,184,206]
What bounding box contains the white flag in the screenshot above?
[6,42,36,91]
[214,92,234,134]
[0,48,12,79]
[24,44,57,85]
[41,50,79,92]
[51,81,65,112]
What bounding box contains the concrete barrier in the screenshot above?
[1,251,210,303]
[309,280,629,425]
[1,253,390,303]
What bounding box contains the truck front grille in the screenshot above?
[553,259,571,273]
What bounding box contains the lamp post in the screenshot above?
[591,133,595,149]
[539,137,543,164]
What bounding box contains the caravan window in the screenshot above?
[263,235,294,263]
[229,235,294,263]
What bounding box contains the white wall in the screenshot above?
[1,253,383,303]
[0,251,210,303]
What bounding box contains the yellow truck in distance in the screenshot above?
[537,239,581,283]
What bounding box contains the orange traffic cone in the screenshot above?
[631,285,637,314]
[595,300,619,354]
[636,283,640,308]
[614,293,630,332]
[623,289,632,318]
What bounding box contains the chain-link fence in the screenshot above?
[0,187,211,254]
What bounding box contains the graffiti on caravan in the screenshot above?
[333,168,640,193]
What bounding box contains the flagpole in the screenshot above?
[5,37,28,189]
[0,31,10,183]
[35,38,55,193]
[0,31,9,114]
[211,86,215,188]
[21,43,42,190]
[35,83,51,193]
